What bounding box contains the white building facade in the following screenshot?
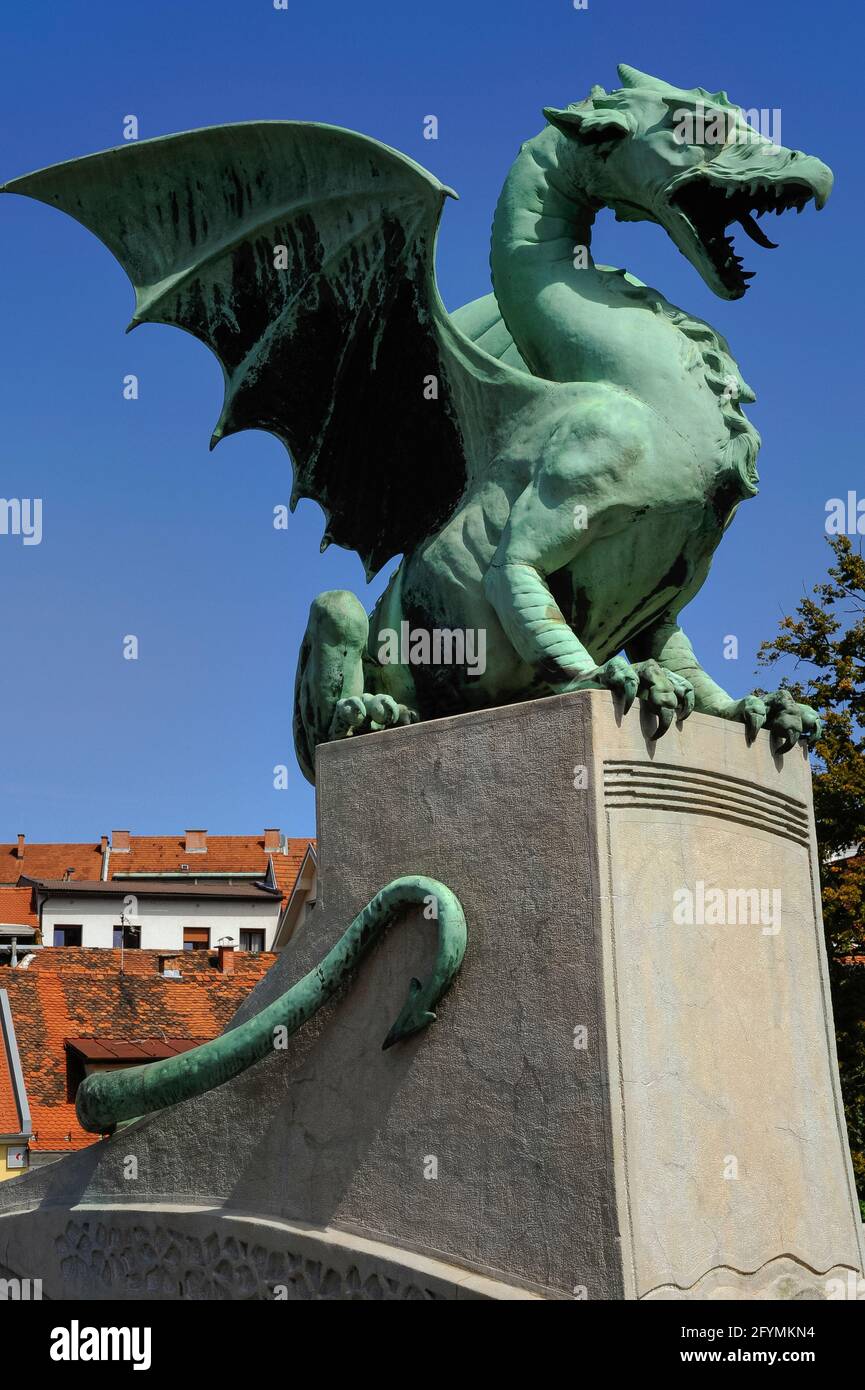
[31,880,283,953]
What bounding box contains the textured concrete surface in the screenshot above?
[0,692,860,1300]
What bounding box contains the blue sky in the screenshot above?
[0,0,860,842]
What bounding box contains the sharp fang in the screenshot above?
[738,210,779,249]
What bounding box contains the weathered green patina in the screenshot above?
[3,64,833,778]
[75,876,466,1133]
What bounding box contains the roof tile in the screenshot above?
[0,1027,23,1134]
[0,842,104,885]
[2,947,275,1152]
[0,886,36,929]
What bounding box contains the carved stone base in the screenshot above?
[0,1205,537,1300]
[0,693,861,1299]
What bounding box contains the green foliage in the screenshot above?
[757,534,865,1197]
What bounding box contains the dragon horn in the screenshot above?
[616,63,677,93]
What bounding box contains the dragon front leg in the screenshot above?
[485,555,693,738]
[482,404,697,738]
[630,618,822,753]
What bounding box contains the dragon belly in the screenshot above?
[556,510,721,664]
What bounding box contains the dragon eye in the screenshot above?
[667,103,735,156]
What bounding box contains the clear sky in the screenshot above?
[0,0,860,843]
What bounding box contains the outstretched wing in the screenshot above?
[4,122,480,578]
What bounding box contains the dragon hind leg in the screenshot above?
[293,590,369,783]
[293,590,417,784]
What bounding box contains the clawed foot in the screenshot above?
[329,693,419,740]
[728,690,822,754]
[573,656,694,739]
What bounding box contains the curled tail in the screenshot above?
[76,876,467,1133]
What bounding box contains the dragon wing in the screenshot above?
[4,122,535,579]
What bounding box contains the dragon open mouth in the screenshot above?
[668,177,821,297]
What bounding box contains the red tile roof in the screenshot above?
[107,834,315,909]
[0,832,316,915]
[108,831,310,875]
[110,833,268,873]
[0,841,104,886]
[0,1021,23,1136]
[0,886,37,929]
[269,841,316,906]
[2,947,276,1152]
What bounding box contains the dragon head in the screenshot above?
[544,63,833,299]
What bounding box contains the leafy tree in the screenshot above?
[757,534,865,1204]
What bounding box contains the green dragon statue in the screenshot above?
[4,63,833,781]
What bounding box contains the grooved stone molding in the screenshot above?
[604,758,811,847]
[0,694,860,1299]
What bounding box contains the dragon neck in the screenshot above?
[490,125,603,379]
[490,125,761,495]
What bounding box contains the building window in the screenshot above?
[65,1049,86,1103]
[239,929,265,953]
[112,924,141,949]
[53,926,82,947]
[183,927,210,951]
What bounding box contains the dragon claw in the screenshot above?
[729,691,821,753]
[330,693,418,741]
[634,660,694,737]
[581,657,694,737]
[589,655,639,712]
[738,695,767,742]
[652,704,676,739]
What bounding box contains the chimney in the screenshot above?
[15,834,25,859]
[217,943,235,974]
[100,835,108,853]
[112,830,131,853]
[263,827,281,853]
[185,829,207,854]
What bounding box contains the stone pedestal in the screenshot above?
[0,692,861,1299]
